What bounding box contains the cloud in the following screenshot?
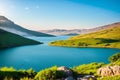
[25,7,29,10]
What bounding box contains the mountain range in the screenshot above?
[40,22,120,36]
[0,16,54,37]
[0,16,54,49]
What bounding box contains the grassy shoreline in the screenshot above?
[0,52,120,80]
[49,38,120,49]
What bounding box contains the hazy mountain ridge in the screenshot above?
[0,16,54,37]
[70,24,120,40]
[40,22,120,36]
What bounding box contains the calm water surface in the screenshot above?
[0,36,120,71]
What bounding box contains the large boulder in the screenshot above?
[77,75,96,80]
[111,65,120,75]
[65,76,74,80]
[97,65,120,77]
[57,66,73,77]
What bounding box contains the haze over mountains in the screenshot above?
[0,16,54,37]
[0,16,54,49]
[40,22,120,36]
[0,29,42,49]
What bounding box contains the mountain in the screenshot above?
[62,33,79,36]
[0,29,42,49]
[49,22,120,49]
[0,16,54,37]
[70,24,120,40]
[40,22,120,36]
[40,29,84,36]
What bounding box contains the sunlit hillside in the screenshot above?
[70,26,120,40]
[49,25,120,49]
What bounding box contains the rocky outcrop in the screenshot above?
[57,66,73,77]
[57,66,96,80]
[77,75,96,80]
[65,76,74,80]
[97,65,120,77]
[57,66,74,80]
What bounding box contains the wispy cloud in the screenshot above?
[25,7,29,10]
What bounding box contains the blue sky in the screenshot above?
[0,0,120,30]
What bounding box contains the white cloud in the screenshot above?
[25,7,29,10]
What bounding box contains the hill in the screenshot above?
[49,23,120,49]
[0,29,42,49]
[0,16,54,37]
[70,25,120,40]
[40,22,120,36]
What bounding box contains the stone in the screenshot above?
[57,66,73,76]
[65,76,74,80]
[97,65,120,77]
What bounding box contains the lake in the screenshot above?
[0,36,120,71]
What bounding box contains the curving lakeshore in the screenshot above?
[0,36,120,71]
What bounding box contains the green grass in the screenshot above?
[72,62,105,75]
[0,29,42,49]
[0,67,36,80]
[97,76,120,80]
[49,38,120,49]
[70,26,120,40]
[49,26,120,49]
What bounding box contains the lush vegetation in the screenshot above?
[108,52,120,66]
[109,52,120,62]
[0,52,120,80]
[72,62,105,75]
[70,25,120,40]
[49,26,120,49]
[0,67,36,80]
[49,38,120,49]
[0,29,42,49]
[97,76,120,80]
[35,66,65,80]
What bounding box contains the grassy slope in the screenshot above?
[0,29,42,49]
[70,26,120,40]
[49,26,120,49]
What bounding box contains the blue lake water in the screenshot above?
[0,36,120,71]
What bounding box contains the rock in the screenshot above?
[57,66,73,76]
[97,65,120,77]
[65,76,74,80]
[77,75,96,80]
[111,65,120,75]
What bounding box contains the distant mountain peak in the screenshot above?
[0,16,54,37]
[0,16,8,20]
[0,16,13,24]
[40,22,120,36]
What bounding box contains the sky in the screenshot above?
[0,0,120,30]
